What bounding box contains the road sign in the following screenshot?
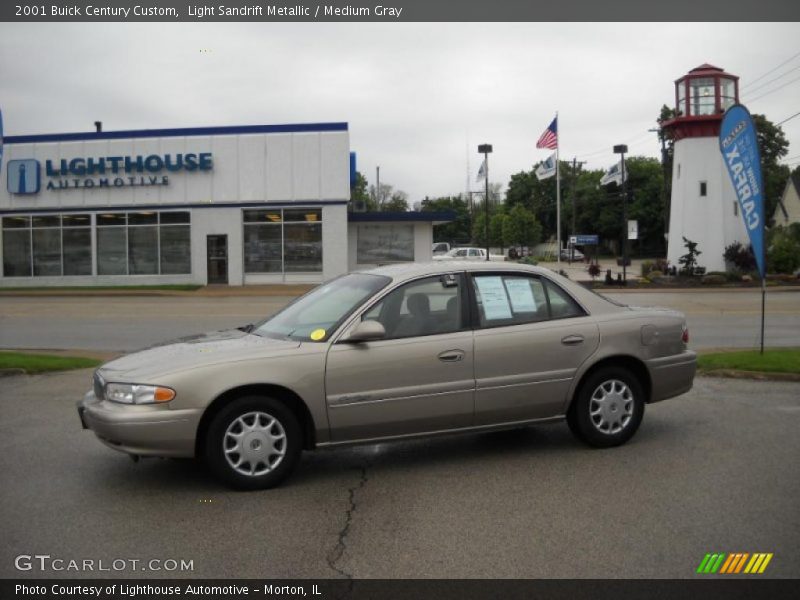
[628,220,638,240]
[572,234,599,245]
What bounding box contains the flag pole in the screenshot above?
[760,278,765,354]
[555,112,561,265]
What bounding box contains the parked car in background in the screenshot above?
[79,262,696,490]
[560,248,585,261]
[433,247,506,261]
[432,242,451,256]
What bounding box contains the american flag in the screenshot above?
[536,117,558,150]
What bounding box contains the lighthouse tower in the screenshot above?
[663,64,748,273]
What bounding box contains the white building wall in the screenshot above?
[347,222,434,271]
[1,125,351,287]
[667,136,748,272]
[0,129,350,210]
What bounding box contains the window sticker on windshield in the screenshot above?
[475,276,512,320]
[504,278,537,312]
[310,328,326,341]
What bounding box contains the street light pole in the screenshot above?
[478,144,493,261]
[613,144,629,284]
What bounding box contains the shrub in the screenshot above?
[648,270,664,279]
[701,274,726,285]
[587,263,601,280]
[653,258,670,273]
[767,227,800,274]
[723,241,756,272]
[678,237,702,276]
[640,260,655,277]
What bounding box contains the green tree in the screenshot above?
[752,114,790,226]
[383,190,409,212]
[472,203,506,248]
[350,171,371,210]
[421,195,472,244]
[368,182,409,212]
[502,204,542,254]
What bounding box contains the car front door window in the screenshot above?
[363,274,464,339]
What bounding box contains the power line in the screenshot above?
[741,50,800,90]
[747,73,800,103]
[776,111,800,126]
[574,129,653,160]
[742,63,800,96]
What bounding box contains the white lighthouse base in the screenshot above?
[667,137,749,273]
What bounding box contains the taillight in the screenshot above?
[682,326,689,344]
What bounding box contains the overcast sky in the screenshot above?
[2,22,799,202]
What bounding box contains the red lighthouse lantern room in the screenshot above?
[663,64,739,141]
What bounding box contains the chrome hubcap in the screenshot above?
[223,411,287,477]
[589,379,634,435]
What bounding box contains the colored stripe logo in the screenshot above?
[696,552,773,574]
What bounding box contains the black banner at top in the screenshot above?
[1,0,798,22]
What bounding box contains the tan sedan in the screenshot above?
[78,262,696,489]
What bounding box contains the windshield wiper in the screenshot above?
[237,323,255,333]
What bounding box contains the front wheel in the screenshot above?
[205,396,302,490]
[567,367,645,448]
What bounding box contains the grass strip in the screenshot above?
[0,351,102,374]
[697,349,800,375]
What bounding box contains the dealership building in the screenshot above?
[0,122,447,287]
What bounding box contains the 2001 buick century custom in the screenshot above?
[79,262,696,489]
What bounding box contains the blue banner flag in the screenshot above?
[719,104,765,280]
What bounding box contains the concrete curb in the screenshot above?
[0,284,316,298]
[698,370,800,382]
[0,368,26,378]
[1,284,798,298]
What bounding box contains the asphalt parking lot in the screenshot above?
[1,370,798,579]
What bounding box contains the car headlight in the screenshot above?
[104,383,176,404]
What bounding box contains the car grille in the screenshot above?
[93,372,105,400]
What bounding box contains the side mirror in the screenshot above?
[343,320,386,343]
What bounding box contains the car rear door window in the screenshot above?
[471,274,585,327]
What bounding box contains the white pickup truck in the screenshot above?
[432,247,506,261]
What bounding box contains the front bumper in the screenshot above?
[646,350,697,403]
[78,391,202,458]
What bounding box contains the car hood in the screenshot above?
[97,329,301,382]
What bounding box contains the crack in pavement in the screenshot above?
[326,463,369,581]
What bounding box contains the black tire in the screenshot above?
[567,367,645,448]
[205,395,302,490]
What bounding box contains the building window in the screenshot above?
[720,77,736,112]
[243,208,322,273]
[700,181,707,197]
[357,224,414,263]
[2,213,91,277]
[689,77,715,116]
[96,211,191,276]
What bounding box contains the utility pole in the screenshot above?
[376,165,380,209]
[570,157,586,262]
[613,144,629,284]
[650,126,670,249]
[478,144,493,260]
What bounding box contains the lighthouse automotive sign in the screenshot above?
[719,104,765,279]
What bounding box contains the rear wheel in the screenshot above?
[567,367,644,447]
[205,396,302,490]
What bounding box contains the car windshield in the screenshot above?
[252,273,391,342]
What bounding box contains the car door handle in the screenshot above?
[561,335,584,346]
[438,350,465,362]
